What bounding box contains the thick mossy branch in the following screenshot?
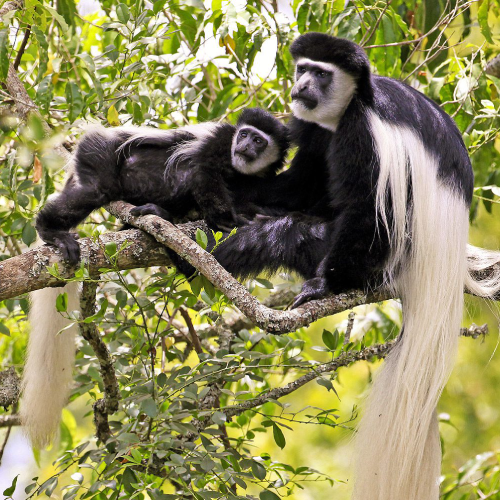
[0,229,172,300]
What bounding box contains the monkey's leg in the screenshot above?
[36,176,110,264]
[212,214,332,279]
[291,209,389,308]
[164,214,331,282]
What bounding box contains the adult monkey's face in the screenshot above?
[290,57,357,132]
[291,59,335,111]
[289,33,370,132]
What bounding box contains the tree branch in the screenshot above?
[224,341,396,420]
[0,415,20,427]
[80,281,120,443]
[179,307,204,355]
[0,368,20,408]
[486,54,500,79]
[0,229,173,300]
[0,0,22,17]
[106,201,389,334]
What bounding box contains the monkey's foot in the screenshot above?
[208,214,250,233]
[130,204,172,221]
[291,277,329,309]
[52,233,81,265]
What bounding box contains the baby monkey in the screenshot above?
[36,108,289,264]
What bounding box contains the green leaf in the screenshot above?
[107,105,120,126]
[478,0,493,43]
[36,76,53,113]
[212,411,227,425]
[254,278,274,289]
[65,82,84,123]
[196,228,208,250]
[117,432,140,443]
[201,276,215,300]
[22,223,37,246]
[157,372,167,387]
[40,476,58,497]
[190,276,203,296]
[32,27,48,84]
[116,3,131,24]
[322,329,338,350]
[201,455,216,471]
[56,292,68,313]
[0,30,9,80]
[105,241,118,257]
[0,323,11,336]
[44,5,69,32]
[260,491,281,500]
[56,0,77,27]
[272,423,286,449]
[130,448,142,463]
[141,398,158,418]
[3,474,18,496]
[251,460,266,480]
[316,377,340,399]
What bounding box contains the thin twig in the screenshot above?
[344,311,355,345]
[361,0,392,47]
[179,307,204,355]
[13,25,31,70]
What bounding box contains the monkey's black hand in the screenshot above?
[130,204,172,221]
[291,277,330,309]
[54,233,81,266]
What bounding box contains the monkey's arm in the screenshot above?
[189,165,247,232]
[240,147,330,214]
[292,118,388,307]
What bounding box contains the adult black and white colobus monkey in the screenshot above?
[22,109,289,448]
[196,33,500,499]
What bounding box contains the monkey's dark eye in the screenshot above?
[316,70,328,78]
[240,132,248,138]
[296,66,306,75]
[254,137,263,145]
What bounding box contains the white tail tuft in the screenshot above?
[466,244,500,298]
[353,113,469,499]
[21,282,80,448]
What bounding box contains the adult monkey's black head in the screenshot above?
[231,108,290,176]
[290,32,373,131]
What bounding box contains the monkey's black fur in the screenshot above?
[200,33,473,307]
[36,109,289,264]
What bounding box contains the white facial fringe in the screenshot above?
[353,112,470,499]
[230,125,281,175]
[291,58,356,132]
[20,282,80,448]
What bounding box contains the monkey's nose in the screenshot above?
[292,84,308,99]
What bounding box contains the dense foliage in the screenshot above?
[0,0,500,498]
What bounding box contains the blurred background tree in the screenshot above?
[0,0,500,498]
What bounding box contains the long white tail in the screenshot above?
[21,282,80,448]
[353,114,471,499]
